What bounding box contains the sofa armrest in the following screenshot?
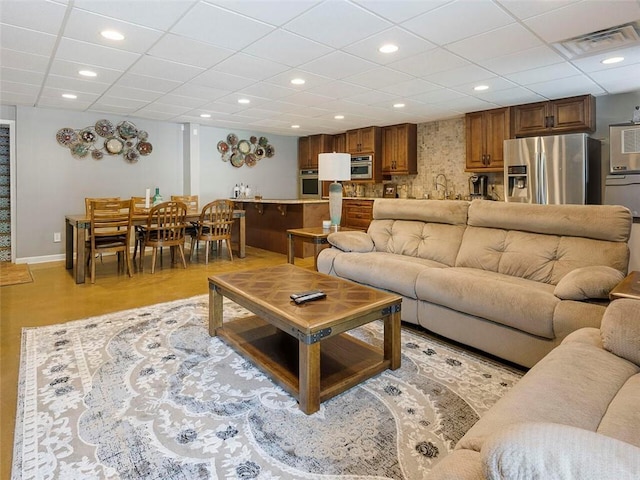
[554,266,625,300]
[601,298,640,366]
[327,231,374,253]
[482,422,640,480]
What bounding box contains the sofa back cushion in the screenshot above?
[368,199,470,267]
[456,200,631,284]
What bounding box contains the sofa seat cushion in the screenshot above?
[481,423,640,480]
[332,251,447,299]
[597,373,640,448]
[415,267,558,338]
[457,339,640,453]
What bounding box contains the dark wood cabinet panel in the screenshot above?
[346,126,380,154]
[341,199,373,230]
[333,133,346,153]
[513,95,595,137]
[298,134,332,169]
[382,123,417,175]
[465,107,511,172]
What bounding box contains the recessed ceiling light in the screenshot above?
[200,113,211,118]
[291,78,305,85]
[100,30,124,41]
[601,56,624,64]
[62,93,77,99]
[379,44,399,54]
[238,98,250,104]
[334,115,345,120]
[291,125,300,129]
[78,70,97,77]
[474,85,489,91]
[393,103,405,108]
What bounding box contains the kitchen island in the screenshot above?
[233,198,329,258]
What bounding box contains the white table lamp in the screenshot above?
[318,152,351,226]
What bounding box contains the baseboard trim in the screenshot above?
[16,254,65,265]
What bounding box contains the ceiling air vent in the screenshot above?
[554,21,640,58]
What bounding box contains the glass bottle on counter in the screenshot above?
[152,187,163,206]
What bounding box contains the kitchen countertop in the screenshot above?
[232,198,328,204]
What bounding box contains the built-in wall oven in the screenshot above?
[299,169,320,198]
[351,155,373,180]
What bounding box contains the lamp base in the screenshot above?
[328,181,343,226]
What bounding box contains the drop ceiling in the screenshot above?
[1,0,640,136]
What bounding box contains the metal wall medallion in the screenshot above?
[56,119,152,163]
[218,132,274,168]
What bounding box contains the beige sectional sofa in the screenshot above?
[317,199,632,368]
[429,298,640,479]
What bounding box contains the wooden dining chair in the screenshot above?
[131,196,151,265]
[86,199,133,284]
[190,199,235,264]
[140,201,188,273]
[171,195,199,249]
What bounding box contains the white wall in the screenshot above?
[14,106,298,260]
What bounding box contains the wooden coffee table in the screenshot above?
[208,264,402,414]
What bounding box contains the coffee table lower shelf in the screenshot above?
[217,315,390,408]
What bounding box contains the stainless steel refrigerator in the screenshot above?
[504,133,601,204]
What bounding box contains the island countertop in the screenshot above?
[232,198,329,204]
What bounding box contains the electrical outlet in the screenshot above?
[53,232,61,243]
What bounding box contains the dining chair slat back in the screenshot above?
[190,199,235,264]
[141,201,188,273]
[131,196,151,262]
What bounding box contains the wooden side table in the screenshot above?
[609,271,640,300]
[286,226,354,271]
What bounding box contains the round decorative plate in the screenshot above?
[265,144,275,158]
[117,121,138,139]
[255,146,265,159]
[221,152,231,162]
[227,133,238,146]
[237,139,251,154]
[217,141,229,154]
[124,149,140,163]
[70,143,89,158]
[137,141,153,156]
[230,152,244,168]
[250,136,257,144]
[92,150,104,160]
[244,153,257,167]
[95,119,115,137]
[80,129,96,144]
[56,128,78,146]
[105,137,124,154]
[258,136,268,147]
[137,130,148,141]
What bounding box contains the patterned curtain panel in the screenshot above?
[0,125,10,261]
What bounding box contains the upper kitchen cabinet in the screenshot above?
[346,126,381,154]
[333,133,346,153]
[465,107,511,172]
[382,123,417,175]
[513,94,596,137]
[298,134,333,169]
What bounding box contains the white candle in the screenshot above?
[145,188,150,208]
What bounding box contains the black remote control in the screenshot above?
[293,291,326,304]
[290,290,323,300]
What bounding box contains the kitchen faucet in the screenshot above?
[434,173,448,199]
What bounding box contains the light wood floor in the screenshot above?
[0,246,314,478]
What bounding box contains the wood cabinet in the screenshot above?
[513,94,596,137]
[298,134,333,169]
[382,123,417,175]
[347,126,381,154]
[333,133,346,153]
[465,107,511,172]
[341,199,373,230]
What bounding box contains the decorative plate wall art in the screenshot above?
[219,132,274,168]
[56,119,152,163]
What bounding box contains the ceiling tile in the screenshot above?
[170,2,274,51]
[571,45,640,73]
[343,67,413,90]
[401,0,514,45]
[92,94,149,109]
[424,64,496,88]
[0,67,45,86]
[115,73,182,93]
[298,51,378,79]
[495,0,579,20]
[0,0,67,34]
[0,24,57,56]
[0,91,39,105]
[481,46,565,75]
[190,69,257,92]
[153,93,207,109]
[148,33,234,69]
[590,63,640,94]
[40,86,100,102]
[170,83,230,101]
[44,74,111,95]
[409,88,467,104]
[210,53,289,81]
[506,63,582,85]
[379,78,440,97]
[209,0,320,27]
[242,29,332,68]
[342,26,437,65]
[0,80,41,96]
[48,59,124,83]
[526,75,606,98]
[38,97,94,110]
[473,87,546,106]
[305,80,370,99]
[284,1,391,49]
[103,85,163,102]
[55,38,141,71]
[127,56,204,82]
[0,49,50,73]
[447,24,543,62]
[389,48,470,77]
[524,1,640,44]
[353,0,449,24]
[342,89,396,106]
[451,76,518,96]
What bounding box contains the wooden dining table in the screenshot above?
[65,210,246,284]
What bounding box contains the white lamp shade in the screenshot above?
[318,153,351,181]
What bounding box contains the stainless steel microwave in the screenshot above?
[351,155,373,179]
[299,169,320,198]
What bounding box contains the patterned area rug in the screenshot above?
[13,296,522,479]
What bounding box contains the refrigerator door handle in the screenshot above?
[535,151,542,203]
[540,150,547,204]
